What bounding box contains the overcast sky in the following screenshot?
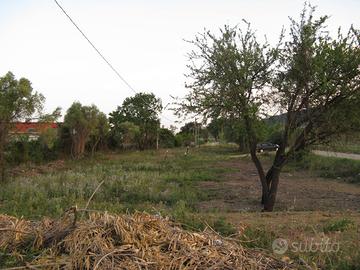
[0,0,359,127]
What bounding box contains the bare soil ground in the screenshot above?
[197,158,360,212]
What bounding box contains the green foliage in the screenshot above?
[206,118,223,141]
[39,127,58,149]
[287,153,360,183]
[212,216,237,236]
[176,122,208,146]
[315,133,360,155]
[111,121,140,149]
[239,226,276,249]
[207,117,282,151]
[323,218,355,233]
[179,3,360,211]
[5,136,59,165]
[174,132,192,147]
[0,146,235,219]
[64,102,108,158]
[170,200,205,231]
[0,72,46,180]
[159,128,176,148]
[169,202,237,236]
[0,72,44,122]
[109,92,162,150]
[273,5,360,148]
[88,111,110,154]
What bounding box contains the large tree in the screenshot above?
[89,111,109,156]
[64,102,107,158]
[110,121,140,149]
[109,92,162,150]
[0,72,45,181]
[180,6,360,211]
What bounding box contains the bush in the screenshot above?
[159,128,176,148]
[5,135,60,165]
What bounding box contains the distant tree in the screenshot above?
[177,122,196,146]
[169,125,178,134]
[179,5,360,211]
[179,122,196,134]
[64,102,106,158]
[207,118,224,142]
[89,112,109,156]
[177,122,210,146]
[112,121,140,149]
[159,127,176,148]
[0,72,45,181]
[39,127,58,150]
[109,93,162,150]
[38,107,63,150]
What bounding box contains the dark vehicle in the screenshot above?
[256,142,279,152]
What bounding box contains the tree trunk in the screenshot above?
[263,168,281,211]
[91,137,100,157]
[248,144,269,204]
[242,115,271,210]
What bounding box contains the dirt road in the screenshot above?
[313,150,360,160]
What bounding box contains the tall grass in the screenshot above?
[0,146,235,219]
[286,153,360,184]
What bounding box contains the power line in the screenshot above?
[54,0,137,95]
[53,0,174,124]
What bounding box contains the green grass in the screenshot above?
[0,146,236,219]
[314,132,360,155]
[1,144,360,269]
[286,152,360,184]
[234,215,360,270]
[323,218,355,233]
[239,226,276,250]
[315,135,360,155]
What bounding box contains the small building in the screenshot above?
[9,122,58,141]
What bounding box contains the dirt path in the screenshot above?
[197,158,360,212]
[312,150,360,160]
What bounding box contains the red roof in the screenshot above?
[11,122,58,134]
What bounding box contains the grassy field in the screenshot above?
[1,145,360,269]
[286,152,360,184]
[315,134,360,154]
[0,146,238,227]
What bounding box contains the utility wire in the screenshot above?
[54,0,137,95]
[53,0,174,124]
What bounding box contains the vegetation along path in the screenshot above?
[313,150,360,161]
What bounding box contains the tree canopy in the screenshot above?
[109,92,162,150]
[64,102,108,158]
[0,72,45,181]
[179,5,360,211]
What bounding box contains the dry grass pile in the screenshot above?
[0,210,293,269]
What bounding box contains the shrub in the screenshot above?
[323,218,354,233]
[5,136,59,165]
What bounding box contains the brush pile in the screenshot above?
[0,210,293,269]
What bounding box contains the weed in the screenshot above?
[212,216,237,236]
[323,218,355,233]
[0,147,235,219]
[239,226,276,250]
[286,153,360,183]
